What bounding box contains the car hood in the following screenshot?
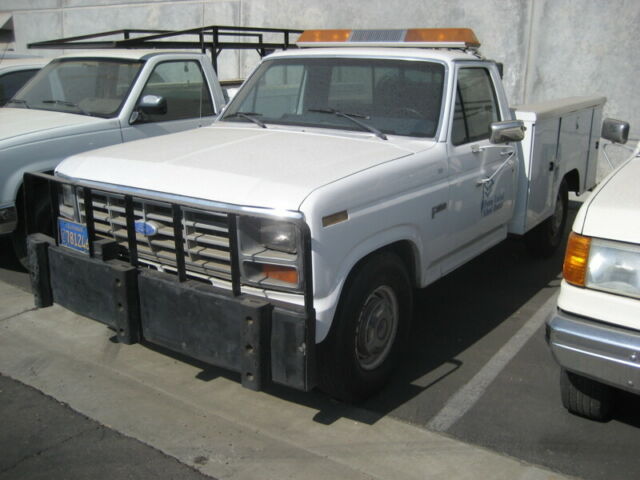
[575,155,640,243]
[0,108,111,149]
[57,125,422,210]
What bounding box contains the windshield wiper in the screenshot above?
[6,99,30,109]
[309,108,387,140]
[42,99,91,116]
[225,111,267,129]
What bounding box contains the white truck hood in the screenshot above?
[0,108,110,148]
[575,155,640,243]
[57,125,419,210]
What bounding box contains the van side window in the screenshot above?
[139,60,214,122]
[451,68,499,146]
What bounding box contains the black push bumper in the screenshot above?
[28,234,316,392]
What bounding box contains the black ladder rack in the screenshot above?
[28,25,302,72]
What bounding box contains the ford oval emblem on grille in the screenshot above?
[134,220,159,236]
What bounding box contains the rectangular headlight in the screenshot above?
[237,216,304,292]
[238,216,298,254]
[586,238,640,299]
[58,184,78,220]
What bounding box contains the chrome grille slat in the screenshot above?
[79,191,232,284]
[186,232,230,249]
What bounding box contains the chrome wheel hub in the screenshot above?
[355,285,399,371]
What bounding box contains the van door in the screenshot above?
[443,65,516,273]
[121,59,216,142]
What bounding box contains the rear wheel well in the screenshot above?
[564,169,580,193]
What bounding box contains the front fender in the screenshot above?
[0,127,122,205]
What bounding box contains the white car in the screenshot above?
[547,122,640,421]
[0,56,49,106]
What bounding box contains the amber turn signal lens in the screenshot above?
[262,264,299,284]
[563,232,591,286]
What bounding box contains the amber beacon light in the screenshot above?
[297,28,480,48]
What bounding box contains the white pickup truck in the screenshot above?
[27,28,612,401]
[1,26,299,264]
[547,123,639,421]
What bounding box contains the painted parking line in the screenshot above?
[427,292,558,432]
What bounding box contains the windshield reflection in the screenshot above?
[222,57,445,138]
[10,58,143,117]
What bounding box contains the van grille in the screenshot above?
[78,191,232,282]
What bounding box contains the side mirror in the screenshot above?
[601,118,629,144]
[490,120,525,144]
[138,94,167,115]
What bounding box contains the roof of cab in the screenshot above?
[51,49,206,61]
[0,57,51,69]
[267,46,479,63]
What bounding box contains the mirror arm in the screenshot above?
[129,110,141,125]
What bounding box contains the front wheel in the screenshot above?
[317,252,413,402]
[525,179,568,258]
[560,368,613,421]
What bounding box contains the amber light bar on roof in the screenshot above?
[297,28,480,49]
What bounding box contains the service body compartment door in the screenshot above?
[557,109,595,191]
[510,96,605,235]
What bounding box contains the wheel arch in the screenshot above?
[564,168,580,193]
[13,169,56,214]
[315,238,419,344]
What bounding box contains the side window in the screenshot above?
[0,69,39,105]
[139,60,214,122]
[451,68,500,146]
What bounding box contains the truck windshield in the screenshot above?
[222,57,445,138]
[9,58,143,117]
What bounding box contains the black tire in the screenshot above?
[525,179,569,258]
[560,368,613,421]
[12,192,52,270]
[317,252,413,402]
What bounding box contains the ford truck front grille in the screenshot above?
[78,191,233,283]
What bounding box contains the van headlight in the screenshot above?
[564,233,640,299]
[238,216,304,292]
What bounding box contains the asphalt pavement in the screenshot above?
[0,271,565,480]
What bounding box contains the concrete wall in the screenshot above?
[2,0,639,170]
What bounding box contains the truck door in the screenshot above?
[443,65,516,273]
[121,59,217,142]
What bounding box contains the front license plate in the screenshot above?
[58,218,89,254]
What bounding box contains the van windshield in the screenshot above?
[9,58,143,117]
[222,57,445,138]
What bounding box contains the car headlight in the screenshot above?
[564,232,640,299]
[237,216,304,292]
[58,184,78,220]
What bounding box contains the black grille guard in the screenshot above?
[23,171,314,317]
